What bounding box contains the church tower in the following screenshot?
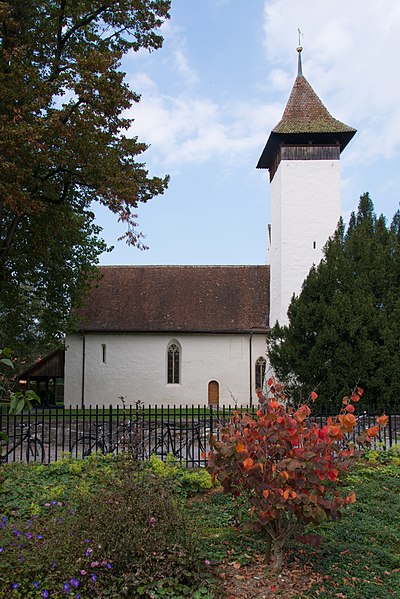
[257,47,356,326]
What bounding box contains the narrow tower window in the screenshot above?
[255,356,267,390]
[313,241,317,249]
[167,342,180,384]
[101,344,106,364]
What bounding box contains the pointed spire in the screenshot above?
[256,43,356,171]
[297,28,303,77]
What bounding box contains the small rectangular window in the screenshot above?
[101,344,106,364]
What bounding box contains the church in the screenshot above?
[63,48,356,408]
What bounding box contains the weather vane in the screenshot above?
[297,28,303,50]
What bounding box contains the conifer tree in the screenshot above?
[268,193,400,408]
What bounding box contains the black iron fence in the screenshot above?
[0,404,399,467]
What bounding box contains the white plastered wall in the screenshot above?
[269,159,341,326]
[64,332,268,408]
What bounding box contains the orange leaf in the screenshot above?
[236,440,246,453]
[345,404,355,413]
[283,488,290,500]
[263,489,269,499]
[345,492,356,505]
[311,391,318,401]
[243,457,254,470]
[377,414,389,427]
[367,425,379,439]
[281,470,289,481]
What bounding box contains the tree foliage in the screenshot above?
[0,0,170,360]
[267,193,400,408]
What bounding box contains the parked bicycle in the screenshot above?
[71,419,152,460]
[0,423,45,463]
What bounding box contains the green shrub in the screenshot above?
[0,465,203,598]
[145,453,213,496]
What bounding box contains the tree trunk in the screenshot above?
[271,536,285,571]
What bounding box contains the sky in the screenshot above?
[96,0,400,266]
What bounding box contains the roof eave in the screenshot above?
[256,129,356,170]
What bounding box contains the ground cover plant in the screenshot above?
[0,454,213,598]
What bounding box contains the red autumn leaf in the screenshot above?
[328,468,339,482]
[311,391,318,401]
[263,489,269,499]
[345,404,355,413]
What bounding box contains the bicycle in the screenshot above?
[71,418,152,460]
[0,423,45,463]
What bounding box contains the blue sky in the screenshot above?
[97,0,400,266]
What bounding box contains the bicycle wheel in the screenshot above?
[26,438,45,463]
[187,433,206,464]
[71,436,105,459]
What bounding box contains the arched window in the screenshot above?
[255,356,266,390]
[167,342,180,384]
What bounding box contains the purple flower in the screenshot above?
[34,582,39,588]
[80,570,87,576]
[0,547,3,553]
[51,561,56,569]
[42,591,49,598]
[26,532,33,539]
[76,595,80,599]
[63,582,70,593]
[51,500,56,505]
[90,561,99,568]
[1,515,6,525]
[85,547,92,557]
[91,574,97,582]
[37,534,43,539]
[106,562,112,569]
[11,582,18,589]
[70,578,80,588]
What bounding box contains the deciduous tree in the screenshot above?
[0,0,170,359]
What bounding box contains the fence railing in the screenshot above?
[0,404,399,466]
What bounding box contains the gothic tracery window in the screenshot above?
[167,342,180,384]
[255,356,266,390]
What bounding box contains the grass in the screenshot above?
[0,453,399,598]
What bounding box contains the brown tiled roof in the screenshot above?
[257,73,356,170]
[273,75,356,135]
[76,265,270,333]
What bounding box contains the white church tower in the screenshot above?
[257,47,356,326]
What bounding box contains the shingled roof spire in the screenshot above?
[257,46,356,173]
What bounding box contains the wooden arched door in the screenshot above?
[208,380,219,406]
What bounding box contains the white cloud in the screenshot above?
[128,91,279,170]
[173,49,199,86]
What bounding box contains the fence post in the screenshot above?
[388,405,393,448]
